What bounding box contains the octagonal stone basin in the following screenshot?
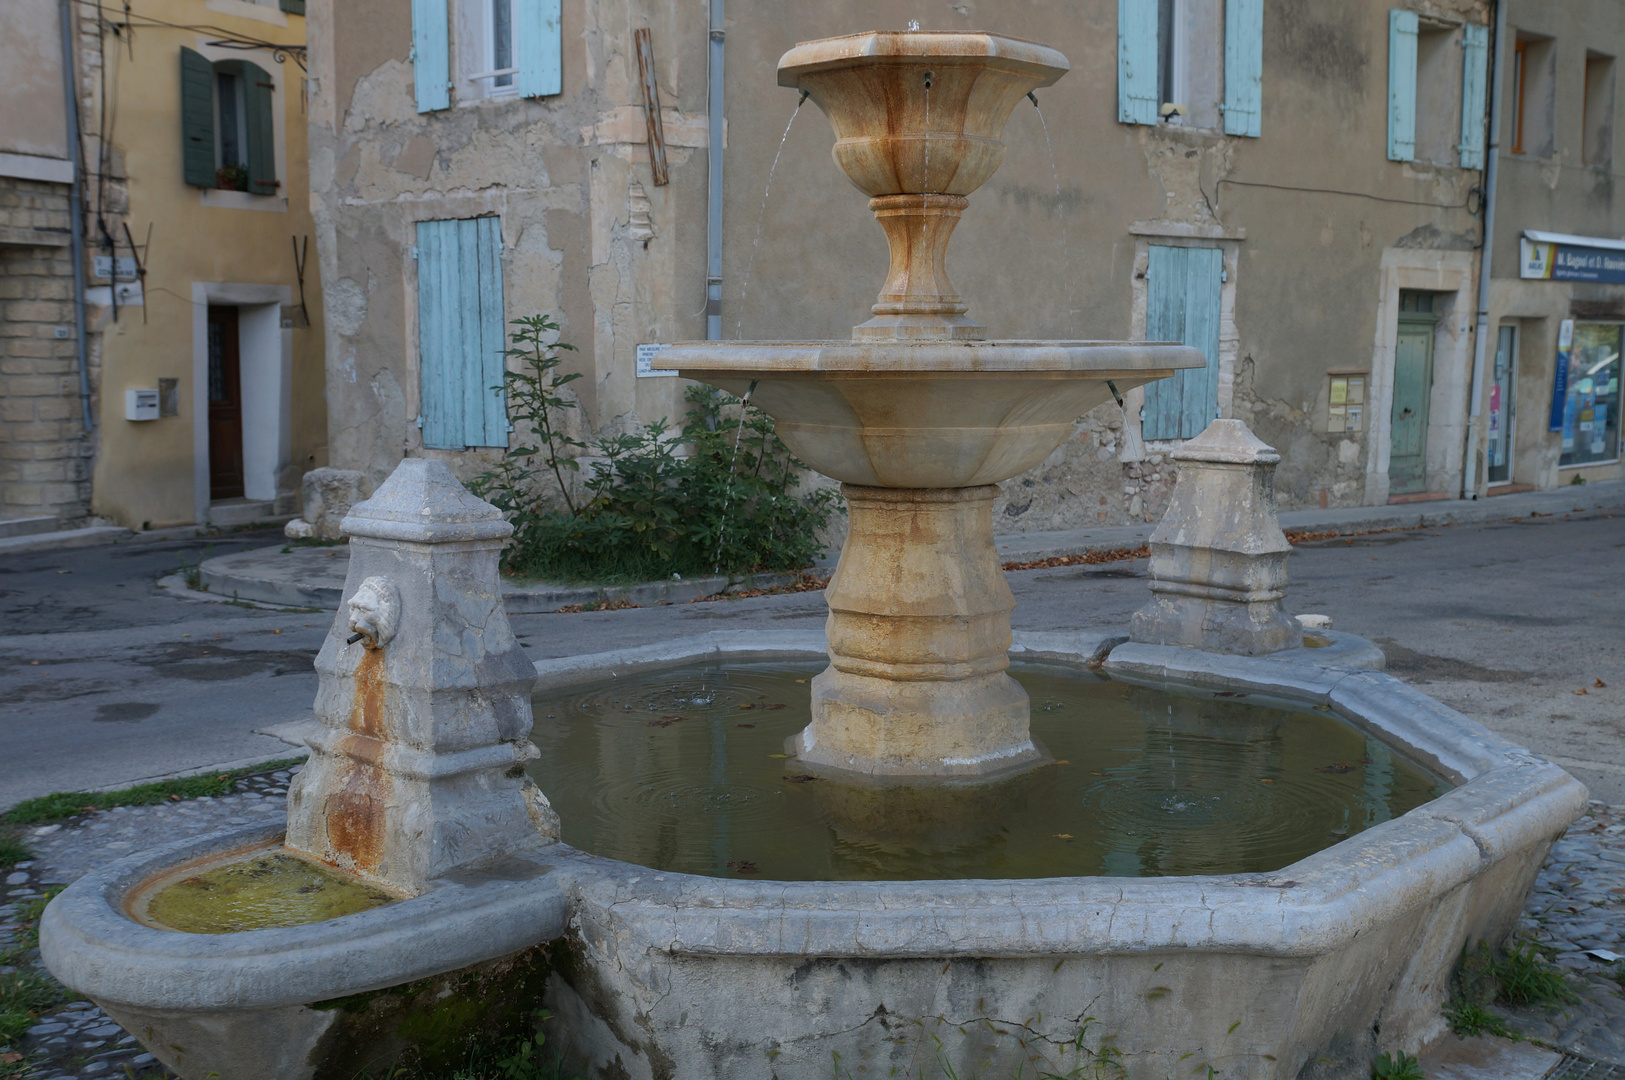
[41,629,1584,1080]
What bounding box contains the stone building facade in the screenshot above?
[1,0,327,533]
[307,0,1619,537]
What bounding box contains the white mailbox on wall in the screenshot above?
[125,388,160,421]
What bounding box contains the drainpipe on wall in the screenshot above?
[1462,0,1508,498]
[705,0,725,340]
[60,0,93,436]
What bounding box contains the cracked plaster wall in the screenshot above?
[312,0,1575,529]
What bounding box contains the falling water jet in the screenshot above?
[734,97,807,340]
[1030,94,1071,336]
[711,377,760,574]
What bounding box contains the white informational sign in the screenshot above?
[636,342,676,378]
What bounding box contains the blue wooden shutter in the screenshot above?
[1118,0,1159,125]
[1224,0,1263,137]
[411,0,451,112]
[514,0,563,98]
[242,61,278,196]
[1388,10,1419,161]
[1143,245,1222,441]
[180,48,216,188]
[417,218,508,449]
[1459,23,1489,169]
[1143,245,1189,441]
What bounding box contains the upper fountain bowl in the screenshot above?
[777,31,1069,198]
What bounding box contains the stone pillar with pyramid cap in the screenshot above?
[1130,419,1303,656]
[284,459,557,896]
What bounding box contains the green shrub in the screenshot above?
[1495,941,1578,1007]
[1371,1050,1424,1080]
[473,315,841,583]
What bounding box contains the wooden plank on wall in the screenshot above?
[634,28,669,185]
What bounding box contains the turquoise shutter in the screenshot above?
[1224,0,1263,137]
[242,61,278,195]
[1388,10,1418,161]
[180,48,216,188]
[1118,0,1159,125]
[417,218,507,449]
[1459,23,1489,168]
[1143,245,1189,442]
[412,0,451,112]
[418,219,459,449]
[514,0,563,98]
[1143,245,1222,441]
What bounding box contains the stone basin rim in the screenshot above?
[41,628,1584,1016]
[654,340,1205,373]
[776,30,1071,87]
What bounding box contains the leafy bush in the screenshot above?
[1371,1050,1424,1080]
[473,315,841,583]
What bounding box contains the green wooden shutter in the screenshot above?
[1388,10,1419,162]
[278,0,305,13]
[180,47,216,188]
[417,218,507,449]
[1459,23,1489,168]
[412,0,451,113]
[1118,0,1159,125]
[242,61,278,195]
[1143,245,1222,441]
[1224,0,1263,137]
[514,0,563,98]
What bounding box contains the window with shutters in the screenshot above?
[439,0,562,108]
[1386,13,1491,169]
[1141,245,1223,442]
[1118,0,1260,136]
[180,48,278,195]
[415,217,510,450]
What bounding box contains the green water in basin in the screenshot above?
[141,851,397,934]
[527,662,1447,881]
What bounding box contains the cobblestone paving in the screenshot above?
[1,768,293,1080]
[1501,800,1625,1067]
[1,775,1621,1078]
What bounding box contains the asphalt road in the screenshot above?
[1,509,1620,808]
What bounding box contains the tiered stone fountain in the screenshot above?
[41,30,1583,1080]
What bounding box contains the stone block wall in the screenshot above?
[0,177,94,526]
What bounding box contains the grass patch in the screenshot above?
[0,967,61,1046]
[2,758,305,826]
[1445,938,1579,1038]
[0,840,30,870]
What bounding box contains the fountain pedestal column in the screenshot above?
[792,484,1040,779]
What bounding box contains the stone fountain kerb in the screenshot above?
[39,465,1586,1080]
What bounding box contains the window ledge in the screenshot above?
[201,188,288,214]
[1130,220,1246,242]
[203,0,288,27]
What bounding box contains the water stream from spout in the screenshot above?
[921,80,932,239]
[734,99,805,339]
[1032,100,1071,335]
[711,379,759,574]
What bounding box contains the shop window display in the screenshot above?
[1559,323,1622,467]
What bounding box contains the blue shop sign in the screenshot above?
[1522,230,1625,284]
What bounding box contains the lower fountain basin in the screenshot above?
[42,629,1584,1080]
[656,340,1203,487]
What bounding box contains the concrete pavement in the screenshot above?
[1,501,1621,808]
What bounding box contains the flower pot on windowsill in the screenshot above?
[215,166,249,192]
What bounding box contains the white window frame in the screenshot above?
[455,0,518,101]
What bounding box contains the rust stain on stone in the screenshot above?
[325,647,390,874]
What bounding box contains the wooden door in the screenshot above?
[1389,319,1435,495]
[207,305,245,500]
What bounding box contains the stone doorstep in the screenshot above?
[0,525,132,556]
[194,543,803,612]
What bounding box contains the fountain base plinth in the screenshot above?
[790,484,1041,779]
